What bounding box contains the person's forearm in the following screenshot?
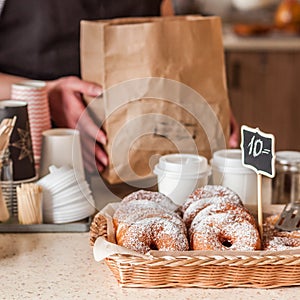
[0,73,28,100]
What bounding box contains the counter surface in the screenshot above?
[1,232,300,300]
[223,25,300,51]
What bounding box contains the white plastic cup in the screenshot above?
[39,128,85,179]
[153,153,211,206]
[210,149,259,205]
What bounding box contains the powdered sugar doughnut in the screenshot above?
[113,200,169,228]
[182,185,242,213]
[180,185,260,251]
[189,201,256,234]
[113,190,188,254]
[190,212,261,251]
[114,199,186,234]
[264,236,300,251]
[183,196,244,228]
[122,190,178,212]
[116,216,189,254]
[263,214,300,250]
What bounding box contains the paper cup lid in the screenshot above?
[12,80,46,89]
[212,149,245,168]
[154,153,209,177]
[0,100,27,108]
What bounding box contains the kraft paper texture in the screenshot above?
[81,16,230,184]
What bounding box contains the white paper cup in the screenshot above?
[154,153,211,206]
[210,149,260,205]
[39,129,85,179]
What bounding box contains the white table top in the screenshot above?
[1,232,300,300]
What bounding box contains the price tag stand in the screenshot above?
[241,125,275,240]
[257,174,263,237]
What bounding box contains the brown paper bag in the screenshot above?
[80,16,230,184]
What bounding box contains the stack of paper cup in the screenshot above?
[0,100,38,216]
[11,80,51,171]
[39,128,85,179]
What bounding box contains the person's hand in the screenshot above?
[229,109,240,148]
[46,76,108,173]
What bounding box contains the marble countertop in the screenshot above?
[1,232,300,300]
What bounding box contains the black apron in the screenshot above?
[0,0,162,80]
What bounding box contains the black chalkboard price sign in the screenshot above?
[241,125,275,178]
[241,125,275,238]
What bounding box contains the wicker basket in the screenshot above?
[90,210,300,289]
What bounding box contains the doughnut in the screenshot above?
[263,214,300,250]
[113,190,189,254]
[182,185,242,214]
[114,199,186,235]
[113,199,170,229]
[183,196,244,228]
[181,185,261,251]
[191,212,261,251]
[116,216,189,254]
[264,215,300,238]
[264,236,300,251]
[188,201,256,237]
[122,190,178,212]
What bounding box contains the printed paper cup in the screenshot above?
[0,100,36,181]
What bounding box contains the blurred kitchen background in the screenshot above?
[173,0,281,23]
[172,0,300,152]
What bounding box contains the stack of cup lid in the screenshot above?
[38,166,95,224]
